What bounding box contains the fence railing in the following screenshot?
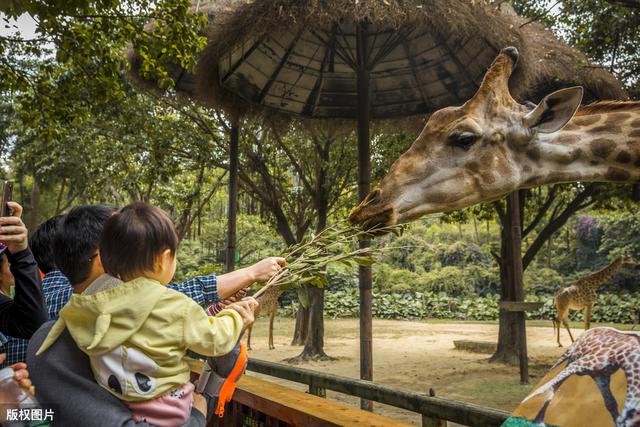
[247,358,510,427]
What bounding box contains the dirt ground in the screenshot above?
[244,317,617,425]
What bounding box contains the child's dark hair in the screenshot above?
[100,202,178,279]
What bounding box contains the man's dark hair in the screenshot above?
[54,205,117,286]
[100,202,178,280]
[30,215,65,274]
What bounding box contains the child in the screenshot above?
[37,202,258,426]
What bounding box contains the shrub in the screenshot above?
[524,267,565,296]
[419,266,474,296]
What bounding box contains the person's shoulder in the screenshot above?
[30,320,55,340]
[26,320,57,363]
[162,286,201,307]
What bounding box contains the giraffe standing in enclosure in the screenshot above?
[554,256,638,347]
[246,285,283,350]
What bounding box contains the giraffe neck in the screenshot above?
[520,107,640,187]
[580,257,625,292]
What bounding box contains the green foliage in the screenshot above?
[511,0,640,97]
[282,289,639,324]
[524,266,566,295]
[420,266,475,297]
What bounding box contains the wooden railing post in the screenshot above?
[309,379,327,398]
[422,414,447,427]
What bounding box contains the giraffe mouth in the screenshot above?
[348,205,397,232]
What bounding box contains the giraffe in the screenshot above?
[348,46,640,229]
[345,46,640,426]
[246,285,283,350]
[521,327,640,427]
[554,256,639,347]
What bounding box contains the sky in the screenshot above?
[0,12,38,38]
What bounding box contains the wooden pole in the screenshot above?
[507,191,529,384]
[226,118,240,272]
[356,20,373,411]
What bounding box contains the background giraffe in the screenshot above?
[246,285,283,350]
[554,256,639,347]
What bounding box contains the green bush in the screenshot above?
[524,267,565,295]
[301,290,640,324]
[419,266,475,296]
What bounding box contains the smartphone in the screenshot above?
[1,181,12,217]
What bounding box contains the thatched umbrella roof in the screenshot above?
[129,0,625,119]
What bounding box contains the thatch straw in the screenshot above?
[128,0,626,120]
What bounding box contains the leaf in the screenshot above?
[297,287,310,309]
[354,256,376,267]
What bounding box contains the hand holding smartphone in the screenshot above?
[1,181,13,218]
[0,181,14,255]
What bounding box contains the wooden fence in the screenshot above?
[246,358,510,427]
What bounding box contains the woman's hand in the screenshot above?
[0,353,35,396]
[226,297,259,330]
[0,202,28,254]
[247,257,286,283]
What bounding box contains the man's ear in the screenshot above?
[523,86,583,133]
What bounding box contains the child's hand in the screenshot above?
[221,287,250,307]
[226,297,259,330]
[248,257,286,282]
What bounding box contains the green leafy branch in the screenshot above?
[253,222,404,300]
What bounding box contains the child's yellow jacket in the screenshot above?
[37,277,243,401]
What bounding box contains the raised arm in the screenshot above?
[169,257,285,306]
[216,257,286,300]
[0,203,48,338]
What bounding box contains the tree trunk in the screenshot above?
[486,220,491,245]
[289,136,333,361]
[29,179,40,231]
[490,217,520,365]
[290,307,309,345]
[490,194,525,366]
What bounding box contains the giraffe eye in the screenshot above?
[450,132,478,150]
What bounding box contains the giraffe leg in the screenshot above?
[555,305,570,347]
[247,325,253,351]
[268,311,275,350]
[553,318,562,347]
[591,369,620,423]
[562,316,575,343]
[555,297,569,347]
[584,304,592,330]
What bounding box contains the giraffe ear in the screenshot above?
[523,87,584,133]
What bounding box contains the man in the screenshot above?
[44,205,282,318]
[0,202,48,338]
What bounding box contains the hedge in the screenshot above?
[280,290,640,324]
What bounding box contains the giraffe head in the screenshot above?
[620,256,640,265]
[349,47,584,229]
